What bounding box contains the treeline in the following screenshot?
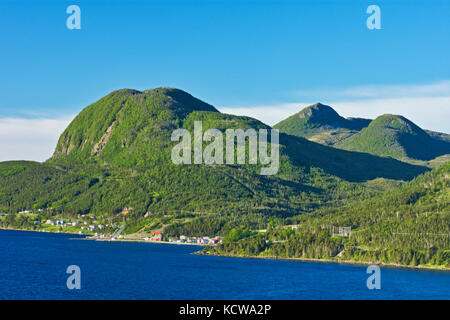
[0,157,386,220]
[207,163,450,267]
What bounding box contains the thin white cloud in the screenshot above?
[220,103,309,127]
[331,96,450,133]
[295,80,450,100]
[220,81,450,134]
[1,81,449,163]
[0,116,74,162]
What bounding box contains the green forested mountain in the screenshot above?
[275,104,450,163]
[210,162,450,268]
[51,88,219,166]
[273,103,371,145]
[0,88,427,218]
[0,88,447,268]
[337,114,450,161]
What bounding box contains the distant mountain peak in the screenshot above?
[274,103,371,139]
[299,103,341,121]
[368,114,428,136]
[338,114,450,161]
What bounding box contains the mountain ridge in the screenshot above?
[273,102,371,138]
[274,103,450,162]
[0,88,429,219]
[0,88,447,269]
[337,114,450,161]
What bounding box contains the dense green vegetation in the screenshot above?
[0,88,447,268]
[273,103,370,141]
[207,162,450,268]
[0,88,427,217]
[274,104,450,163]
[338,114,450,161]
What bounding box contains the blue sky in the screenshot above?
[0,0,449,161]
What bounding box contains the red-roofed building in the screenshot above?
[151,231,163,241]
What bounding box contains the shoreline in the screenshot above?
[89,236,206,246]
[0,227,206,246]
[195,251,450,271]
[0,227,88,237]
[2,228,448,271]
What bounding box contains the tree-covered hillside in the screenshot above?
[208,162,450,268]
[273,103,371,145]
[274,104,450,163]
[0,89,428,219]
[0,88,447,268]
[337,114,450,161]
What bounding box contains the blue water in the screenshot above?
[0,230,448,300]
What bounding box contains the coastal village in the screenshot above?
[0,210,223,246]
[136,231,222,245]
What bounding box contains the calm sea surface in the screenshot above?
[0,230,448,300]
